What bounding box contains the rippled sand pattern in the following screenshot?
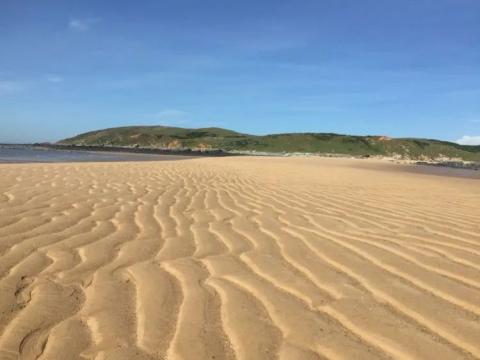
[0,157,479,360]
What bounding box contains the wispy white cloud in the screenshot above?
[0,80,26,96]
[46,75,64,83]
[457,135,480,146]
[69,18,101,32]
[468,119,480,124]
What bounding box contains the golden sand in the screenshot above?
[0,157,479,359]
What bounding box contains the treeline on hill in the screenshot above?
[59,125,480,161]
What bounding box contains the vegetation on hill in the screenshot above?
[59,125,480,161]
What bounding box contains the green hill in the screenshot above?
[59,125,480,161]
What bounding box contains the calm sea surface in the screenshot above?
[0,146,192,163]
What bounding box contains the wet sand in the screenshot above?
[0,156,479,359]
[351,159,480,180]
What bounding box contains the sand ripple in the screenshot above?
[0,157,479,359]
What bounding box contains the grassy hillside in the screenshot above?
[59,126,480,161]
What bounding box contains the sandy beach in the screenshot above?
[0,156,479,359]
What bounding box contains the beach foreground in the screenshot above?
[0,157,479,359]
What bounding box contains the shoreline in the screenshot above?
[32,143,236,157]
[2,144,479,174]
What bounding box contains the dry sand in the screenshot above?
[0,156,479,360]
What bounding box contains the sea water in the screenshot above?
[0,146,188,163]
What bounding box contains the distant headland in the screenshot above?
[52,125,480,164]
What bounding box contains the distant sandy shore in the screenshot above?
[0,156,479,359]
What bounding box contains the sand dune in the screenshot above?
[0,156,479,359]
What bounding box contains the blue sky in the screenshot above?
[1,0,479,144]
